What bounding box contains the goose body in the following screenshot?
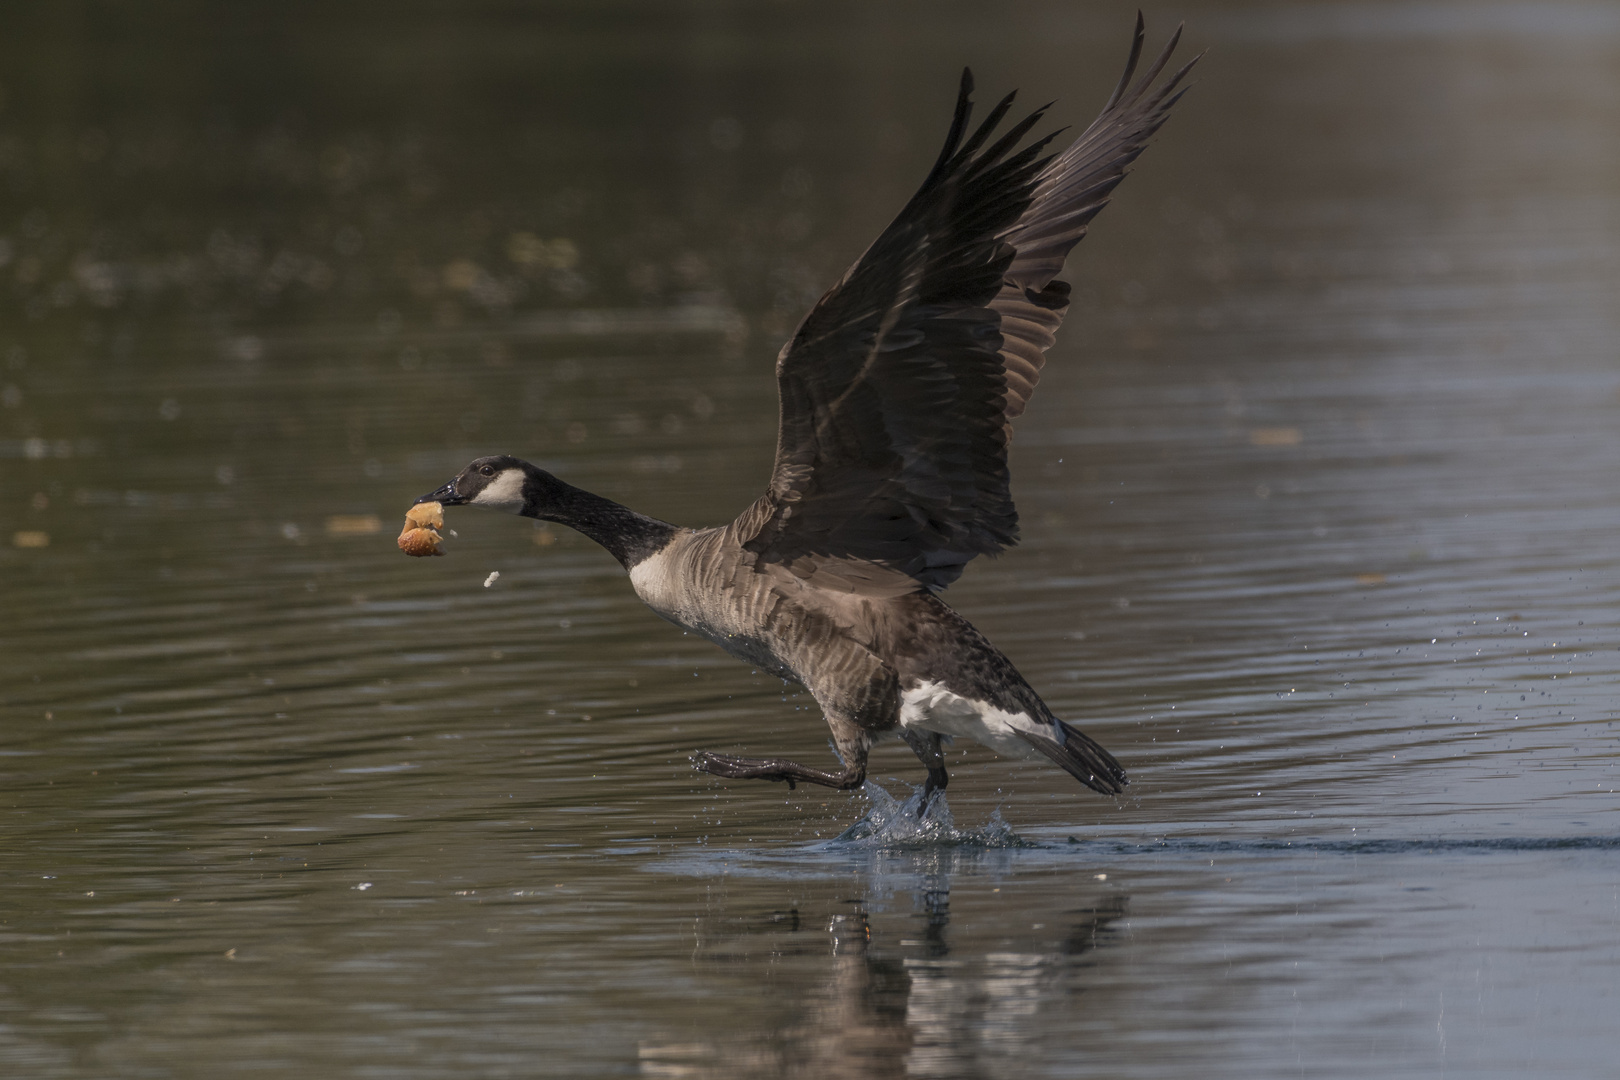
[418,19,1195,805]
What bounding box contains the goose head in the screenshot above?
[417,454,675,567]
[418,455,553,516]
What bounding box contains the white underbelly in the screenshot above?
[899,681,1046,762]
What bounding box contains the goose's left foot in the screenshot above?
[693,751,865,791]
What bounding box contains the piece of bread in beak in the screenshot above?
[398,501,445,557]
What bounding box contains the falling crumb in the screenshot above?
[12,531,49,548]
[484,571,500,588]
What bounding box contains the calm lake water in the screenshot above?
[3,2,1618,1076]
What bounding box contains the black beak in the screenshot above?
[416,480,466,506]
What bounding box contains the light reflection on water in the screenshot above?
[3,2,1620,1077]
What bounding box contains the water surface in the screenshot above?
[2,2,1618,1077]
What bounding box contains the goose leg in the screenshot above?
[692,750,865,791]
[902,729,949,818]
[694,718,871,792]
[919,766,949,814]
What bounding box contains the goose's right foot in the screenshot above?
[917,765,949,819]
[692,751,865,792]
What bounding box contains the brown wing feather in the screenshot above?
[994,17,1198,432]
[743,18,1196,592]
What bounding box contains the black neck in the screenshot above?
[521,478,678,569]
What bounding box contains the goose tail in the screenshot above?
[1017,718,1128,795]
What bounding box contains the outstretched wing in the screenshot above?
[742,17,1196,592]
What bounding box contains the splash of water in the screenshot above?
[827,780,1030,850]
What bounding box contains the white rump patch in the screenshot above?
[899,680,1047,763]
[470,468,526,513]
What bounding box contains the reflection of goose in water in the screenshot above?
[417,18,1195,806]
[902,897,1127,1075]
[641,887,1128,1077]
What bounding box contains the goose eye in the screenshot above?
[479,465,495,476]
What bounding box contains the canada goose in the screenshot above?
[417,18,1195,808]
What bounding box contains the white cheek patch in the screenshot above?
[470,469,526,513]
